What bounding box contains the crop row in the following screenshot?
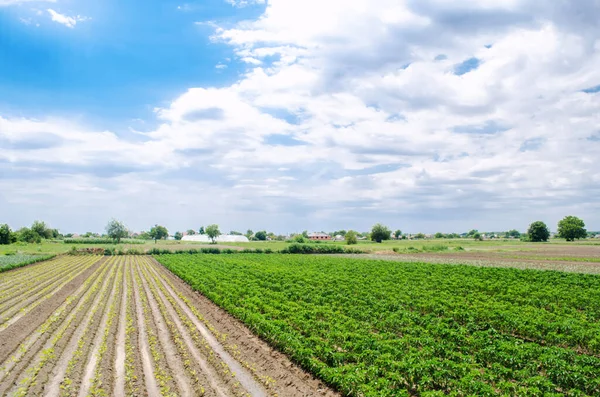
[0,254,56,273]
[157,254,600,397]
[0,255,271,397]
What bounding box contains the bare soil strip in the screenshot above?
[130,259,161,396]
[0,255,339,397]
[148,257,339,397]
[0,257,105,364]
[0,257,110,388]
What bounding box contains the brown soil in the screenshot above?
[0,257,106,364]
[150,257,340,397]
[360,251,600,274]
[0,255,340,397]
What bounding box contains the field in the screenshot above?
[159,254,600,397]
[0,254,55,273]
[0,255,333,397]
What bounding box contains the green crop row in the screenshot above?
[157,254,600,397]
[0,254,56,273]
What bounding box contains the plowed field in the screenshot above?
[0,255,335,397]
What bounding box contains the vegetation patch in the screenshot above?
[157,254,600,397]
[0,254,55,273]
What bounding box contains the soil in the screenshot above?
[0,255,341,397]
[361,248,600,274]
[150,257,340,397]
[0,257,105,364]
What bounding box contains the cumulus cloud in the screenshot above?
[3,0,600,232]
[47,9,89,28]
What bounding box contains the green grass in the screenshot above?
[0,253,56,272]
[158,254,600,397]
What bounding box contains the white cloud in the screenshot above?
[47,9,89,28]
[225,0,265,8]
[0,0,55,5]
[3,0,600,232]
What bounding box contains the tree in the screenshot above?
[527,221,550,242]
[106,219,129,244]
[467,229,479,238]
[370,223,391,243]
[394,230,402,239]
[174,231,183,241]
[434,232,445,239]
[31,220,52,239]
[557,216,587,242]
[205,224,220,244]
[345,230,358,245]
[230,230,243,236]
[198,226,205,235]
[254,230,267,241]
[149,225,169,243]
[186,229,196,236]
[245,229,253,239]
[302,230,309,238]
[17,227,42,244]
[414,233,426,239]
[473,232,482,241]
[0,224,14,245]
[505,229,521,238]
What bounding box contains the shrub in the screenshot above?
[345,230,358,245]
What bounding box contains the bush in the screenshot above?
[345,230,358,245]
[280,244,363,254]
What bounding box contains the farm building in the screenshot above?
[308,232,331,241]
[181,234,250,243]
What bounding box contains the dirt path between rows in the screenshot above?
[0,257,106,363]
[151,257,339,397]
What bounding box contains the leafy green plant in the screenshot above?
[157,254,600,397]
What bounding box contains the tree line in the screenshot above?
[0,215,592,246]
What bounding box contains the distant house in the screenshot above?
[308,232,331,241]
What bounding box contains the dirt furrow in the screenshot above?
[135,258,193,395]
[130,258,161,396]
[0,258,111,396]
[112,258,128,397]
[0,258,110,388]
[0,257,81,305]
[87,258,125,397]
[0,257,106,366]
[142,259,234,397]
[0,258,98,332]
[132,256,179,396]
[41,257,118,397]
[0,257,77,290]
[78,258,124,397]
[150,257,339,397]
[146,259,268,397]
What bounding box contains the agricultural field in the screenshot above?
[0,254,55,273]
[159,254,600,397]
[0,255,332,397]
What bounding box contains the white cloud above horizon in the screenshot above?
[2,0,600,234]
[47,8,89,28]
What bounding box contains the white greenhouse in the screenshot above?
[181,234,250,243]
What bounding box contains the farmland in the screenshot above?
[159,254,600,397]
[0,254,55,273]
[0,255,332,397]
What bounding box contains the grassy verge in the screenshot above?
[0,254,56,273]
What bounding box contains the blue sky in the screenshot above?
[1,0,600,234]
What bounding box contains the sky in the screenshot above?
[1,0,599,235]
